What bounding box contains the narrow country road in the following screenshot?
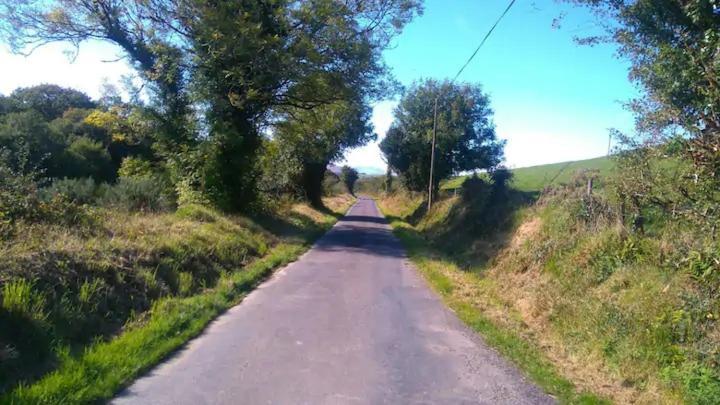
[114,197,553,404]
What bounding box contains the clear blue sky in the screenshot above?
[0,0,639,173]
[343,0,639,173]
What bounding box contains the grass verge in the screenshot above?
[1,197,353,404]
[379,206,609,405]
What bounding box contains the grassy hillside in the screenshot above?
[443,156,614,193]
[379,160,720,404]
[0,196,354,403]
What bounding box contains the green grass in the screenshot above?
[2,244,305,404]
[443,156,615,192]
[380,165,720,403]
[0,196,354,403]
[380,210,609,405]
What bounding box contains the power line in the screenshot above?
[452,0,518,83]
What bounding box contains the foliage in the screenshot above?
[40,178,99,205]
[0,195,352,398]
[0,85,159,183]
[0,0,422,210]
[117,156,157,179]
[568,0,720,232]
[380,79,505,193]
[273,99,375,205]
[385,167,394,193]
[63,137,115,182]
[99,177,175,212]
[0,148,41,229]
[340,166,359,195]
[490,166,513,192]
[257,139,303,202]
[2,84,95,120]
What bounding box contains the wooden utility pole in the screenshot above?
[428,95,439,210]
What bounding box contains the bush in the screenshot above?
[175,204,218,222]
[117,157,155,179]
[490,166,513,192]
[100,177,175,212]
[62,137,115,182]
[40,178,98,205]
[0,149,44,236]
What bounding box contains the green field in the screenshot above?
[443,156,615,192]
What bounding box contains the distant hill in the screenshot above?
[443,156,615,193]
[356,166,385,176]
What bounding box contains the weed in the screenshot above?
[2,279,45,320]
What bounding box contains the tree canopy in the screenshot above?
[341,166,360,196]
[380,79,505,193]
[4,85,95,120]
[0,0,423,209]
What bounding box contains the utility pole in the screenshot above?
[607,132,612,156]
[428,95,439,210]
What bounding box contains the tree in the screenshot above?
[567,0,720,228]
[0,1,192,148]
[0,110,64,177]
[380,79,505,194]
[384,166,393,193]
[273,98,375,206]
[184,0,418,208]
[341,166,359,196]
[5,85,95,120]
[0,0,423,210]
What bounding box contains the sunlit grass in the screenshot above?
[379,210,609,405]
[0,195,354,403]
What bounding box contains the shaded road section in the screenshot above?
[114,197,553,404]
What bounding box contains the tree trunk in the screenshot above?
[300,161,328,208]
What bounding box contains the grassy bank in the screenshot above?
[378,170,720,404]
[377,194,608,404]
[0,195,354,403]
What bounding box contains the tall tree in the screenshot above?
[0,1,192,148]
[341,166,359,196]
[0,0,423,210]
[5,85,95,120]
[274,98,375,206]
[380,79,504,193]
[187,0,419,208]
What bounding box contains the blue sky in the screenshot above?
[0,0,639,173]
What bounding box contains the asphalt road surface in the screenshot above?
[114,197,553,404]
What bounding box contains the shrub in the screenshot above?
[175,204,218,223]
[100,177,175,212]
[37,194,98,229]
[460,174,489,202]
[0,150,40,221]
[40,178,98,205]
[117,156,155,179]
[490,166,513,192]
[62,137,115,182]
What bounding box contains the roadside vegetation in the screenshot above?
[367,2,720,403]
[1,194,352,403]
[0,0,423,400]
[373,160,718,403]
